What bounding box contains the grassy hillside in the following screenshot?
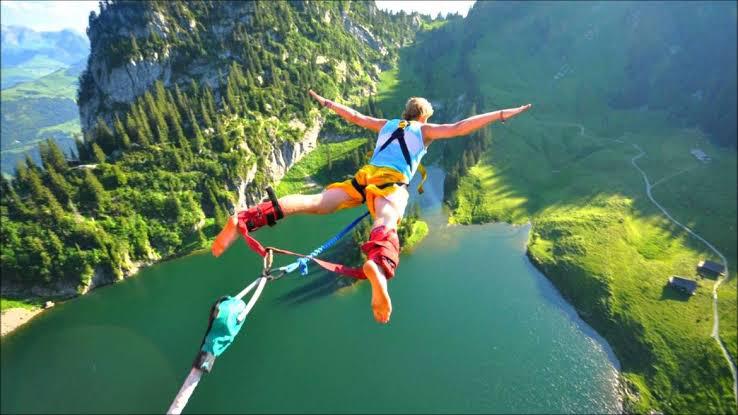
[276,137,369,195]
[451,112,736,413]
[372,2,737,413]
[0,55,69,89]
[1,26,88,88]
[0,1,430,305]
[1,65,82,176]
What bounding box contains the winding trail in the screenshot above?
[630,144,738,404]
[525,118,737,404]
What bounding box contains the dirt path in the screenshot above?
[1,308,43,337]
[518,119,737,403]
[630,144,737,403]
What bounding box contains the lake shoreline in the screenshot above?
[0,244,211,338]
[445,219,627,410]
[0,307,43,337]
[1,216,434,338]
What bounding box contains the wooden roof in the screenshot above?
[668,276,698,293]
[698,260,725,274]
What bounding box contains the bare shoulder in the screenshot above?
[421,122,456,141]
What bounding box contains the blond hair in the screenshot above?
[402,97,433,121]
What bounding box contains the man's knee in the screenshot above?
[361,226,401,279]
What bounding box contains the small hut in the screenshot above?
[697,260,725,277]
[668,276,698,296]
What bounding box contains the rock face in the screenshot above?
[242,117,322,206]
[81,54,173,130]
[80,2,258,131]
[341,12,387,55]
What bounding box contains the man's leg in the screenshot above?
[212,188,354,257]
[362,187,409,324]
[278,188,354,215]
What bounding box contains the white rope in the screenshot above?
[234,277,262,301]
[167,368,203,415]
[167,272,269,414]
[238,276,268,322]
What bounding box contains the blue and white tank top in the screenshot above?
[369,119,427,181]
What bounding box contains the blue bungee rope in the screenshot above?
[198,209,370,366]
[169,212,372,414]
[279,210,371,275]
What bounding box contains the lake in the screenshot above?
[1,167,621,413]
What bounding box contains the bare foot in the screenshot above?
[211,216,239,257]
[363,260,392,324]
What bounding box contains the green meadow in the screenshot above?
[0,55,69,89]
[452,112,736,413]
[1,65,82,175]
[372,8,737,413]
[275,137,369,196]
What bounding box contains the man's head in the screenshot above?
[402,97,434,122]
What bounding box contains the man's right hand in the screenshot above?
[502,104,532,121]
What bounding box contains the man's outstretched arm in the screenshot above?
[422,104,532,141]
[309,90,386,133]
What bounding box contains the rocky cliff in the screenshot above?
[78,1,421,131]
[76,1,424,205]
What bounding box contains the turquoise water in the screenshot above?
[1,168,621,413]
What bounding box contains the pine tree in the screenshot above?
[153,107,170,144]
[46,167,74,206]
[154,81,170,115]
[113,115,131,149]
[203,87,217,119]
[39,139,68,172]
[130,35,140,57]
[213,202,228,227]
[189,79,201,103]
[213,119,230,152]
[75,135,91,162]
[200,100,214,130]
[164,192,184,222]
[168,148,185,172]
[91,142,107,164]
[105,164,128,188]
[12,159,32,195]
[173,83,190,116]
[78,169,108,212]
[26,167,64,219]
[95,116,116,153]
[125,113,142,146]
[134,101,154,144]
[225,74,240,116]
[1,176,29,218]
[187,108,205,153]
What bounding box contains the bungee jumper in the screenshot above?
[167,91,531,414]
[213,90,532,324]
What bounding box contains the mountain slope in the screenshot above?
[372,2,736,413]
[0,1,429,306]
[1,26,88,88]
[1,62,84,176]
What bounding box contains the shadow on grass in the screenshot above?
[659,285,693,302]
[697,270,721,281]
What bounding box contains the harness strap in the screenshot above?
[378,123,413,167]
[265,186,284,226]
[351,178,407,203]
[367,121,427,195]
[236,224,366,279]
[417,163,427,194]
